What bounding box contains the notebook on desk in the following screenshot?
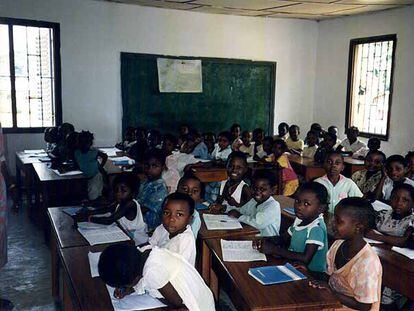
[283,207,295,216]
[248,263,307,285]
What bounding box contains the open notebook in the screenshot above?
[248,263,307,285]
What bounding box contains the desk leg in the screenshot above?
[210,268,219,301]
[63,275,74,311]
[51,232,59,298]
[201,240,211,286]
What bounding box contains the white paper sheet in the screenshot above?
[88,251,101,277]
[99,147,122,157]
[364,230,384,244]
[52,169,84,176]
[391,246,414,259]
[371,200,392,212]
[29,152,49,157]
[221,239,266,262]
[106,286,166,311]
[24,149,45,154]
[77,223,130,245]
[203,214,242,230]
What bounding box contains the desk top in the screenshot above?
[16,151,44,165]
[206,238,340,310]
[287,154,322,168]
[47,207,89,248]
[373,244,414,273]
[198,212,259,240]
[33,162,87,182]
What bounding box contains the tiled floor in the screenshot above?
[0,201,235,311]
[0,205,57,311]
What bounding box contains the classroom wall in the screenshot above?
[314,6,414,156]
[1,0,319,172]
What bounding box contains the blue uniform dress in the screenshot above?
[191,142,209,160]
[137,178,168,230]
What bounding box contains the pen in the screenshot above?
[220,220,228,223]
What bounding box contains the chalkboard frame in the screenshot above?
[121,52,276,135]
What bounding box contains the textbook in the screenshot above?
[248,263,307,285]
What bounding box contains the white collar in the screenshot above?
[292,213,324,231]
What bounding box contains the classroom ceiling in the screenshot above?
[96,0,414,20]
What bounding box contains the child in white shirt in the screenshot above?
[228,169,280,236]
[210,131,232,161]
[98,243,215,311]
[302,130,319,159]
[148,192,196,266]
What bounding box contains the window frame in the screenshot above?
[345,34,397,141]
[0,17,62,134]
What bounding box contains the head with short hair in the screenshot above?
[385,154,407,182]
[346,126,359,141]
[241,131,251,146]
[306,130,319,146]
[143,149,166,180]
[162,192,195,236]
[98,243,146,288]
[327,126,338,136]
[390,183,414,216]
[227,151,248,181]
[44,127,58,143]
[230,123,241,139]
[365,150,386,172]
[262,136,274,154]
[177,173,205,202]
[217,131,232,150]
[113,173,139,202]
[323,132,337,149]
[288,125,300,141]
[147,129,162,148]
[324,151,344,177]
[294,182,329,220]
[334,197,376,236]
[162,133,178,155]
[124,126,136,142]
[272,138,287,158]
[278,122,289,137]
[251,169,277,203]
[58,123,75,141]
[252,128,265,144]
[367,137,381,151]
[78,131,93,152]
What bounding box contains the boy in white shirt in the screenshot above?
[336,126,366,155]
[228,169,281,236]
[210,131,232,161]
[146,192,196,266]
[98,243,215,311]
[315,151,363,213]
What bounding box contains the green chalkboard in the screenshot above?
[121,53,276,135]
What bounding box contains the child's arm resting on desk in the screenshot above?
[366,226,414,247]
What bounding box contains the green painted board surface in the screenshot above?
[121,53,275,134]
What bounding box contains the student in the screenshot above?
[252,128,265,157]
[314,132,337,164]
[286,125,304,155]
[230,123,242,150]
[181,130,209,160]
[74,131,108,201]
[115,126,136,152]
[209,151,252,213]
[147,129,162,149]
[353,137,381,159]
[366,184,414,308]
[239,130,255,157]
[77,174,148,244]
[228,169,280,236]
[336,126,367,155]
[254,136,273,160]
[302,130,319,159]
[179,123,190,137]
[310,123,323,137]
[162,134,178,156]
[148,193,196,266]
[210,131,232,161]
[137,150,169,231]
[177,174,206,237]
[310,198,382,311]
[267,139,299,196]
[128,127,148,162]
[405,151,414,180]
[315,151,362,213]
[352,150,386,199]
[255,182,329,273]
[274,122,289,141]
[52,122,75,161]
[203,132,216,157]
[98,243,215,311]
[327,125,340,148]
[375,154,414,202]
[44,127,58,153]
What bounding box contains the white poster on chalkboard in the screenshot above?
[157,58,203,93]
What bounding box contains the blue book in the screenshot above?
[283,207,296,216]
[248,263,307,285]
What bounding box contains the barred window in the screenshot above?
[346,34,396,140]
[0,17,61,133]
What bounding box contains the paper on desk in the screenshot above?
[221,239,266,262]
[24,149,45,154]
[106,286,166,311]
[99,147,122,157]
[52,169,84,176]
[88,251,101,277]
[111,156,135,165]
[364,230,384,244]
[29,152,49,157]
[203,214,242,230]
[77,223,130,245]
[391,246,414,259]
[247,157,257,163]
[371,200,392,212]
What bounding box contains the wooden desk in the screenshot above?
[191,163,228,183]
[287,154,325,182]
[372,244,414,300]
[33,162,88,227]
[343,157,365,177]
[198,212,259,289]
[206,238,341,310]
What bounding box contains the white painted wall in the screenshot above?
[314,6,414,156]
[1,0,319,172]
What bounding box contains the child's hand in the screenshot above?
[228,210,241,218]
[226,197,239,207]
[293,262,308,273]
[309,279,329,290]
[114,287,134,299]
[253,239,283,255]
[209,203,224,214]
